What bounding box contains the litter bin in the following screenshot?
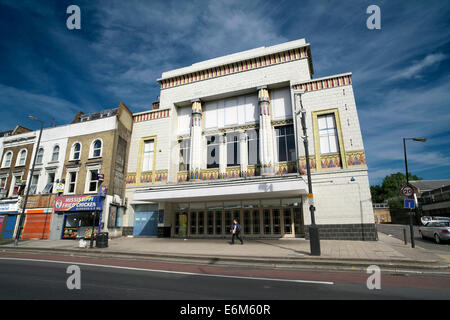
[96,232,109,248]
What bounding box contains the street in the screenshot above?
[376,224,450,253]
[0,252,449,300]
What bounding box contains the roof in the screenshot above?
[158,38,311,81]
[410,180,450,193]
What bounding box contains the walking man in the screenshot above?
[230,219,244,245]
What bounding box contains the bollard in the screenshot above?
[403,228,408,245]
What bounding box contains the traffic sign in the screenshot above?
[400,185,414,198]
[404,199,415,209]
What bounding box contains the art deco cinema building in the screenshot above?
[124,38,376,240]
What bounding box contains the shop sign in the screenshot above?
[54,196,103,212]
[0,201,18,213]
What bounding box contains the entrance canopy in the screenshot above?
[133,175,308,203]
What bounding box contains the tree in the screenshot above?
[371,172,422,204]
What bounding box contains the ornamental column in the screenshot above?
[219,134,227,179]
[258,86,275,175]
[239,131,248,177]
[189,99,203,180]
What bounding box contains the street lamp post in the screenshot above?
[403,137,426,249]
[14,116,44,246]
[294,90,321,256]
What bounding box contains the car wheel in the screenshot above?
[434,234,441,244]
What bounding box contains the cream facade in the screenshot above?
[125,38,376,240]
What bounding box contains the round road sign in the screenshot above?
[400,185,414,198]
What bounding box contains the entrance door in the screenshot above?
[49,213,64,240]
[133,211,158,236]
[293,207,305,238]
[2,215,17,239]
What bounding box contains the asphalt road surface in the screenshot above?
[376,224,450,253]
[0,252,449,300]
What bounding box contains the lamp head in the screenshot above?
[413,137,426,142]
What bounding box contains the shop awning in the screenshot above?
[133,175,308,203]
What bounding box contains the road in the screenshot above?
[0,251,449,301]
[376,224,450,253]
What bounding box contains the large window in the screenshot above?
[247,129,260,165]
[179,138,190,171]
[36,148,44,164]
[29,175,39,195]
[226,132,240,167]
[2,151,13,168]
[142,140,154,172]
[67,171,77,194]
[275,125,296,162]
[206,135,220,169]
[86,168,100,193]
[91,139,102,158]
[71,143,81,160]
[318,114,339,154]
[51,145,60,162]
[17,149,27,166]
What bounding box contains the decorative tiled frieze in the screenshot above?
[177,171,189,183]
[140,172,153,184]
[298,157,317,175]
[154,170,168,183]
[320,153,342,170]
[126,173,137,185]
[160,47,309,90]
[277,161,297,175]
[248,165,260,177]
[346,151,367,167]
[133,109,170,123]
[201,168,220,181]
[225,167,241,179]
[292,74,352,93]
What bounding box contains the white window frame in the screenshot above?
[84,165,101,194]
[65,169,79,195]
[318,114,339,154]
[29,174,39,195]
[51,145,60,162]
[10,173,23,197]
[16,149,27,167]
[142,140,155,173]
[0,175,8,189]
[2,151,13,168]
[90,139,103,159]
[70,142,82,161]
[36,148,44,165]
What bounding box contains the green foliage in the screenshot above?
[371,172,422,203]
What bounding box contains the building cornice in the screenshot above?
[158,45,313,90]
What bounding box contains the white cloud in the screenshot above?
[390,53,447,80]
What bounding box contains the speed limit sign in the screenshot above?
[400,185,414,198]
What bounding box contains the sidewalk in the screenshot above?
[2,234,449,271]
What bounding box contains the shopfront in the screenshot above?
[173,198,304,239]
[0,201,19,240]
[54,195,104,240]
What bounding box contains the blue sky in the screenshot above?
[0,0,449,185]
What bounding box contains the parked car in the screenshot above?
[421,216,450,225]
[419,221,450,244]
